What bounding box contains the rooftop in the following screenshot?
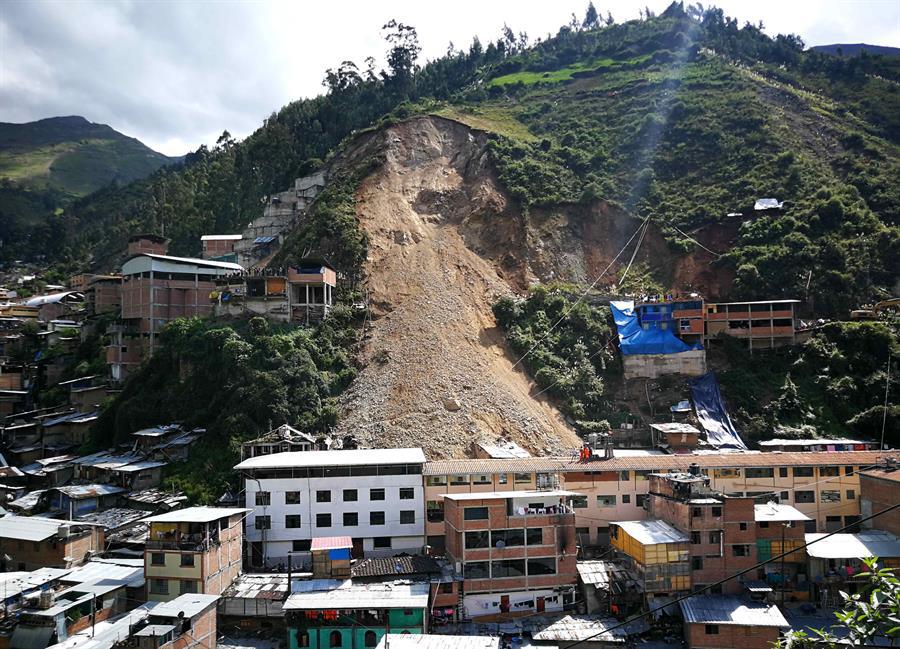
[125,252,243,271]
[0,515,87,541]
[54,484,127,499]
[530,615,630,642]
[351,555,442,579]
[376,635,499,649]
[284,580,430,610]
[679,595,789,627]
[222,573,289,600]
[805,530,900,559]
[201,234,243,241]
[45,603,157,649]
[859,467,900,483]
[476,440,531,459]
[310,536,353,551]
[234,447,426,470]
[441,489,580,501]
[150,593,220,618]
[140,506,249,524]
[758,438,871,447]
[614,520,690,545]
[754,503,812,523]
[649,423,701,434]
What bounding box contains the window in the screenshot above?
[255,491,270,506]
[316,513,331,528]
[745,468,774,479]
[151,553,165,566]
[400,510,416,524]
[296,631,310,648]
[255,516,271,530]
[316,490,331,503]
[464,562,489,579]
[635,470,652,481]
[732,544,750,557]
[779,467,788,478]
[712,506,722,517]
[780,491,790,501]
[636,494,647,508]
[150,579,169,595]
[514,473,532,484]
[622,494,631,504]
[804,520,817,533]
[709,531,722,545]
[285,491,302,505]
[471,474,491,485]
[427,501,444,523]
[498,473,508,484]
[820,467,839,477]
[619,471,630,481]
[180,554,194,567]
[181,580,197,594]
[343,512,358,527]
[464,507,489,520]
[571,496,588,509]
[692,556,703,570]
[329,631,342,648]
[491,559,526,578]
[292,540,311,552]
[821,490,841,503]
[493,529,525,547]
[690,532,701,544]
[343,489,358,502]
[692,507,702,518]
[370,511,385,526]
[793,467,814,477]
[465,531,490,549]
[286,515,302,528]
[450,475,468,486]
[796,490,815,504]
[597,495,616,507]
[364,631,377,648]
[845,466,855,476]
[576,527,590,538]
[373,537,392,549]
[759,522,769,529]
[846,489,855,500]
[527,558,556,575]
[425,475,447,486]
[713,468,741,478]
[399,487,415,500]
[739,522,747,531]
[370,488,385,501]
[705,625,719,635]
[526,528,543,545]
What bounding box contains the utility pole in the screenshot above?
[881,355,891,451]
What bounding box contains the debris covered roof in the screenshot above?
[351,555,442,579]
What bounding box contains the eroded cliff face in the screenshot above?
[333,116,739,457]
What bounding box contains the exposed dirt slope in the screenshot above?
[334,117,580,458]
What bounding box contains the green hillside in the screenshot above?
[0,115,176,196]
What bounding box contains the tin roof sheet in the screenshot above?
[223,573,289,600]
[679,596,789,627]
[613,520,689,545]
[310,536,352,551]
[376,635,499,649]
[140,506,249,524]
[284,580,429,610]
[530,615,629,642]
[805,531,900,559]
[149,593,220,619]
[754,503,811,522]
[234,447,426,470]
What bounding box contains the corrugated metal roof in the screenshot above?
[649,423,701,434]
[310,536,352,551]
[201,234,242,241]
[805,531,900,559]
[24,292,84,307]
[131,253,244,271]
[147,593,219,619]
[284,580,430,610]
[476,441,531,459]
[442,489,579,501]
[679,596,789,627]
[351,556,441,579]
[55,484,126,498]
[376,635,499,649]
[576,560,622,587]
[61,561,143,587]
[758,438,868,447]
[754,503,811,522]
[613,520,689,545]
[76,508,148,531]
[235,447,426,470]
[140,506,249,524]
[223,573,289,600]
[112,460,167,473]
[530,615,629,642]
[0,515,65,541]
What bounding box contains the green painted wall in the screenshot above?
[288,623,424,649]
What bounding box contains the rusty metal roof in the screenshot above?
[351,555,441,579]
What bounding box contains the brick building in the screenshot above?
[859,465,900,535]
[142,507,248,602]
[443,490,580,620]
[200,234,242,262]
[0,516,104,570]
[679,595,788,649]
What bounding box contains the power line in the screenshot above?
[563,501,900,649]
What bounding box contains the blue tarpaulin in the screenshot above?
[610,301,703,356]
[690,372,747,449]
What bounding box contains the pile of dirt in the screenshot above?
[333,117,579,458]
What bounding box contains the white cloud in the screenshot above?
[1,0,897,156]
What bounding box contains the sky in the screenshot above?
[1,0,899,156]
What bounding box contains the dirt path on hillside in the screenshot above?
[334,117,579,458]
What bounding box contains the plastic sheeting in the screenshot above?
[690,372,747,449]
[610,301,703,356]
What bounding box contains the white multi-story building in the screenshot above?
[234,448,427,568]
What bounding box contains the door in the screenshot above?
[500,595,510,614]
[536,597,545,613]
